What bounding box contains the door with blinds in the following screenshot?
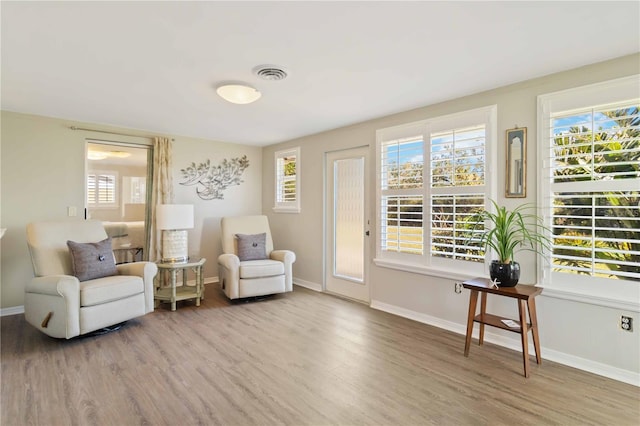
[325,147,370,302]
[86,141,151,264]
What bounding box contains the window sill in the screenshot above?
[374,259,640,312]
[88,205,118,210]
[540,285,640,313]
[272,206,300,214]
[373,258,479,282]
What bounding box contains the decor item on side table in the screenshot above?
[157,204,194,263]
[467,200,549,287]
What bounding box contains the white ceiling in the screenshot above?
[2,1,639,147]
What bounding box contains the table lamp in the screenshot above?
[157,204,194,262]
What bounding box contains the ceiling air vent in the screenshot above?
[253,65,288,81]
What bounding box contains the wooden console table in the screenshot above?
[462,277,542,378]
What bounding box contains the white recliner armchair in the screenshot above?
[218,215,295,300]
[25,220,157,339]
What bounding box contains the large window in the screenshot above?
[539,76,640,295]
[376,106,496,276]
[274,147,300,213]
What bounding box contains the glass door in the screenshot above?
[325,146,370,302]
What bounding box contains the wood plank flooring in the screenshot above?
[2,286,639,426]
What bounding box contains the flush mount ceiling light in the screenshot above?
[108,150,132,158]
[87,149,131,160]
[216,83,261,104]
[87,151,108,160]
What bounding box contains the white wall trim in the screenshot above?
[370,299,640,387]
[198,276,219,286]
[293,278,323,292]
[370,299,466,335]
[1,305,24,317]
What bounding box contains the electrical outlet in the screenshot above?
[621,316,633,332]
[454,282,463,294]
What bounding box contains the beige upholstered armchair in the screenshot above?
[25,220,157,339]
[218,215,295,300]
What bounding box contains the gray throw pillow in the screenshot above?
[67,238,118,282]
[236,233,267,261]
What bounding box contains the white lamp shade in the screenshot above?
[157,204,194,230]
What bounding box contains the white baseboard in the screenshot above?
[370,300,466,335]
[293,278,323,292]
[1,305,24,317]
[201,276,219,286]
[370,299,640,387]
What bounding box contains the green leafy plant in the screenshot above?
[467,200,550,263]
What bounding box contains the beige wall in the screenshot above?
[0,112,262,308]
[262,54,640,382]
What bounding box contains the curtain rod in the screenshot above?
[70,126,174,141]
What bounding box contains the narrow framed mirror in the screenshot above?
[506,127,526,198]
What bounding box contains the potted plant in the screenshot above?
[467,200,550,287]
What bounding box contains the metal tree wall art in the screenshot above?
[179,156,250,200]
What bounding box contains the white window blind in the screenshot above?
[547,101,640,282]
[380,134,424,256]
[376,106,496,275]
[87,173,116,206]
[274,147,300,213]
[430,126,486,188]
[431,194,485,262]
[277,156,296,202]
[430,126,486,262]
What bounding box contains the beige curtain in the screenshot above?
[149,137,174,261]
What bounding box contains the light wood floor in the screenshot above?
[2,286,639,426]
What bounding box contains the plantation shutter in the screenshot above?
[430,125,486,262]
[87,173,116,205]
[87,174,96,204]
[97,175,115,203]
[274,147,301,213]
[547,101,640,281]
[276,155,296,202]
[379,128,425,257]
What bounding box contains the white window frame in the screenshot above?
[537,75,640,309]
[374,105,497,280]
[273,147,301,213]
[87,170,118,209]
